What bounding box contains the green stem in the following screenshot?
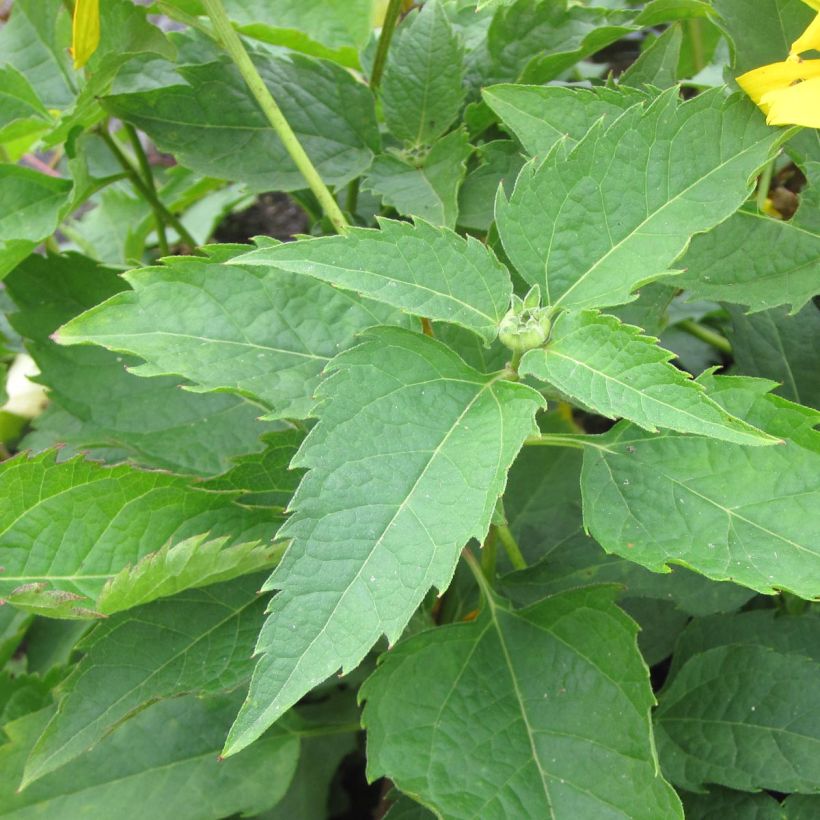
[687,19,705,74]
[756,157,776,213]
[677,319,732,355]
[462,548,493,602]
[480,528,498,581]
[202,0,349,235]
[495,524,527,571]
[370,0,404,91]
[99,129,199,251]
[124,124,169,257]
[524,433,616,454]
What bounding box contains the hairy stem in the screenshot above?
[99,129,199,251]
[524,433,614,453]
[202,0,349,235]
[124,124,169,256]
[677,319,732,355]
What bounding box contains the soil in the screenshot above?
[212,192,309,244]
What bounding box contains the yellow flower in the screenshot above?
[736,11,820,128]
[71,0,100,69]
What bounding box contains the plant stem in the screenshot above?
[202,0,349,235]
[369,0,404,92]
[687,19,705,74]
[523,433,614,453]
[480,528,498,581]
[124,124,169,257]
[495,524,527,571]
[99,129,199,251]
[462,548,493,602]
[756,157,775,213]
[677,319,732,355]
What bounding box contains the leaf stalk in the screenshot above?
[201,0,349,235]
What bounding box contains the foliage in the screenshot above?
[0,0,818,817]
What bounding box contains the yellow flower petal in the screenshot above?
[791,13,820,55]
[71,0,100,69]
[737,58,820,109]
[802,0,820,11]
[761,76,820,128]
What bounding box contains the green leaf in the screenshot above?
[580,387,820,597]
[0,607,30,668]
[364,128,472,228]
[479,0,638,86]
[668,609,820,681]
[361,586,682,819]
[94,534,282,615]
[22,575,269,786]
[201,430,304,507]
[233,218,512,343]
[712,0,814,74]
[457,140,525,232]
[225,328,544,754]
[620,24,683,89]
[0,66,53,149]
[636,0,716,27]
[784,794,820,819]
[169,0,376,52]
[6,252,285,476]
[501,538,756,618]
[496,90,786,311]
[262,730,358,820]
[655,644,820,792]
[49,0,176,144]
[103,50,379,192]
[727,304,820,409]
[521,310,776,445]
[681,787,785,820]
[672,210,820,314]
[0,167,72,281]
[381,0,465,147]
[0,0,76,110]
[56,255,409,420]
[0,696,299,818]
[483,84,648,158]
[610,282,677,337]
[385,795,437,819]
[0,450,281,616]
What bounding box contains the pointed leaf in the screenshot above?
[7,251,283,476]
[95,534,283,615]
[381,0,465,147]
[0,450,281,615]
[361,586,682,819]
[224,328,544,754]
[496,90,786,310]
[620,24,683,89]
[482,84,648,157]
[22,575,268,786]
[520,310,776,445]
[580,386,820,597]
[672,210,820,314]
[56,256,409,420]
[0,696,299,818]
[233,219,512,343]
